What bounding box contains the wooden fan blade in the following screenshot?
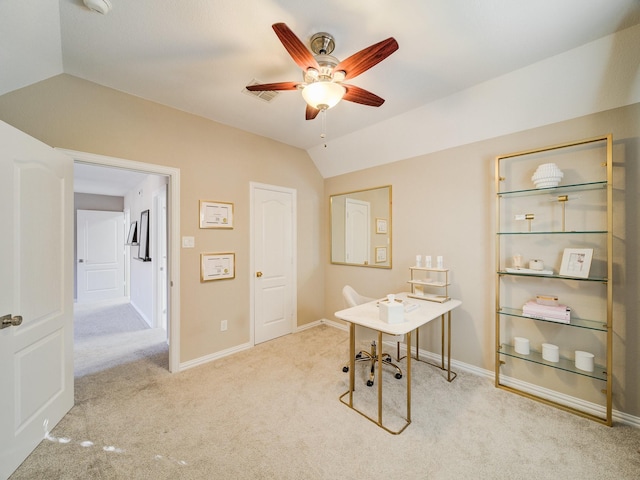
[343,85,385,107]
[273,23,320,71]
[306,104,320,120]
[334,37,399,80]
[246,81,300,92]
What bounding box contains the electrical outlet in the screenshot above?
[220,320,228,331]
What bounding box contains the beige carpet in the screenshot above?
[9,302,640,479]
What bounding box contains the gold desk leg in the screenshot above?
[339,324,412,435]
[377,330,383,426]
[441,314,446,370]
[412,311,457,382]
[407,330,412,422]
[447,310,456,382]
[349,322,355,406]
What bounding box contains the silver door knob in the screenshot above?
[1,314,23,329]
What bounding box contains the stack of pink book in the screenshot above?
[522,300,571,323]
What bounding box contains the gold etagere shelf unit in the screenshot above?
[495,134,613,426]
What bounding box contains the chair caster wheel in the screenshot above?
[343,366,349,373]
[395,373,403,379]
[366,380,374,387]
[355,353,363,359]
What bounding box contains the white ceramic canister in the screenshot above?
[542,343,559,362]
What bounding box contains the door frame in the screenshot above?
[153,184,168,334]
[57,148,181,373]
[249,182,297,346]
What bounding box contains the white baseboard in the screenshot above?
[179,341,252,371]
[130,300,152,328]
[318,318,348,331]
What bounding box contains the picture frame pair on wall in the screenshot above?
[199,200,235,281]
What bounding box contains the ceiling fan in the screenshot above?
[246,23,399,121]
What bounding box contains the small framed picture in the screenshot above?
[200,200,233,229]
[559,248,593,278]
[376,218,388,234]
[201,252,235,281]
[375,246,387,263]
[126,221,138,245]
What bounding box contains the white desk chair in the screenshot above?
[341,285,404,387]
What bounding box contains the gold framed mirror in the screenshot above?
[330,185,392,268]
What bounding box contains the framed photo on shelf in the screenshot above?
[126,221,138,245]
[559,248,593,278]
[201,252,235,281]
[375,218,388,234]
[200,200,233,229]
[375,246,387,263]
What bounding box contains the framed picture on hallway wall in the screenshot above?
[126,221,138,245]
[201,252,235,281]
[137,209,151,262]
[200,200,234,228]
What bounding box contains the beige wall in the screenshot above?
[1,73,638,418]
[0,74,325,364]
[324,103,640,417]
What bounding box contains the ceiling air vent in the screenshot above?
[243,79,280,103]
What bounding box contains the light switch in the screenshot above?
[182,236,195,248]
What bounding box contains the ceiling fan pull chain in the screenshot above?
[321,109,327,140]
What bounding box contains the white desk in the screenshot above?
[335,292,462,434]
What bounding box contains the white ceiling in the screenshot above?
[74,162,151,196]
[2,0,640,179]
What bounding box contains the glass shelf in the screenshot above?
[408,280,450,287]
[497,270,607,283]
[496,230,607,236]
[499,344,606,381]
[497,307,608,332]
[497,181,607,197]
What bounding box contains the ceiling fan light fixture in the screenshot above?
[301,81,346,110]
[83,0,112,14]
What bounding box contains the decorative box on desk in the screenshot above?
[407,267,450,303]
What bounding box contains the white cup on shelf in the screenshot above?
[542,343,559,362]
[575,351,595,372]
[425,256,432,268]
[514,337,530,355]
[416,255,422,267]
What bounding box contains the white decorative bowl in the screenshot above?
[532,163,563,188]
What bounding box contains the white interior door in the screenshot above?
[76,209,125,304]
[251,183,296,345]
[345,198,370,265]
[0,121,74,480]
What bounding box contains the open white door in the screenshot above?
[251,183,296,345]
[0,121,74,479]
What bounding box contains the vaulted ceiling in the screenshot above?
[2,0,639,177]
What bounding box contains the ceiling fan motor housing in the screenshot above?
[310,32,336,55]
